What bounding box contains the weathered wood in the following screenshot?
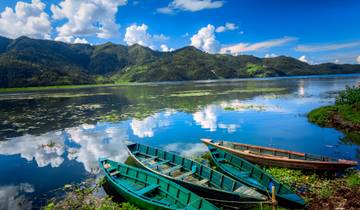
[202,139,358,171]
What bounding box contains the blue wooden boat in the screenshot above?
[126,143,269,209]
[204,143,305,208]
[99,158,220,210]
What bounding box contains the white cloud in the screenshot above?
[218,123,239,133]
[215,22,238,33]
[190,24,220,53]
[160,44,174,52]
[193,105,219,131]
[130,113,172,138]
[124,23,169,50]
[51,0,127,42]
[66,125,129,173]
[163,143,208,157]
[334,59,340,64]
[54,35,89,44]
[295,41,360,52]
[158,0,224,14]
[0,132,65,168]
[0,183,34,210]
[298,55,308,63]
[0,123,130,173]
[220,37,296,55]
[74,37,89,44]
[265,53,277,58]
[0,0,51,39]
[357,56,360,64]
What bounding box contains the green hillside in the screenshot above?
[0,36,359,88]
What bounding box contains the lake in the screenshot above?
[0,74,359,209]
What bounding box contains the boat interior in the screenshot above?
[210,147,294,196]
[127,143,266,200]
[220,141,334,162]
[101,159,212,210]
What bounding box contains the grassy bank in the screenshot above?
[44,178,139,210]
[265,167,360,209]
[308,86,360,142]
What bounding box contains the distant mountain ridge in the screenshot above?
[0,36,359,88]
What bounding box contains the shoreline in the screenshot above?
[44,154,360,210]
[1,73,359,93]
[308,104,360,143]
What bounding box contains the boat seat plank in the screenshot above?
[142,156,157,164]
[137,184,160,195]
[196,179,209,185]
[110,171,120,176]
[132,151,140,155]
[149,160,170,168]
[234,185,248,193]
[217,158,226,162]
[107,165,118,172]
[212,151,220,156]
[161,165,182,174]
[175,170,195,180]
[237,171,250,178]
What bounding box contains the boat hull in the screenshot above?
[207,146,305,208]
[127,146,267,210]
[105,175,171,210]
[202,139,357,171]
[100,158,220,210]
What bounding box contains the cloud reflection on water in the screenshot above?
[163,143,208,157]
[66,124,129,173]
[0,123,130,173]
[130,112,173,138]
[0,183,34,210]
[0,132,65,167]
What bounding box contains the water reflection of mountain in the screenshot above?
[0,79,294,139]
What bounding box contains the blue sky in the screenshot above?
[0,0,359,64]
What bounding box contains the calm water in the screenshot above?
[0,74,360,209]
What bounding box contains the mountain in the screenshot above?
[0,36,359,88]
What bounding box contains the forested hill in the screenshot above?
[0,35,359,88]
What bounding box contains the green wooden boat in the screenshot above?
[126,143,269,209]
[99,158,220,210]
[205,145,305,208]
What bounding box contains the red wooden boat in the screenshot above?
[201,139,358,171]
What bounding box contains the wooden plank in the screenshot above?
[137,184,159,195]
[196,179,208,185]
[149,160,169,168]
[110,171,119,176]
[142,156,157,164]
[161,165,182,174]
[175,170,195,180]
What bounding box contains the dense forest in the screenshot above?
[0,36,360,88]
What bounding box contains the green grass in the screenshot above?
[345,171,360,188]
[307,105,336,126]
[338,104,360,124]
[308,104,360,126]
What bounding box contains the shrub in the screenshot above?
[335,85,360,105]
